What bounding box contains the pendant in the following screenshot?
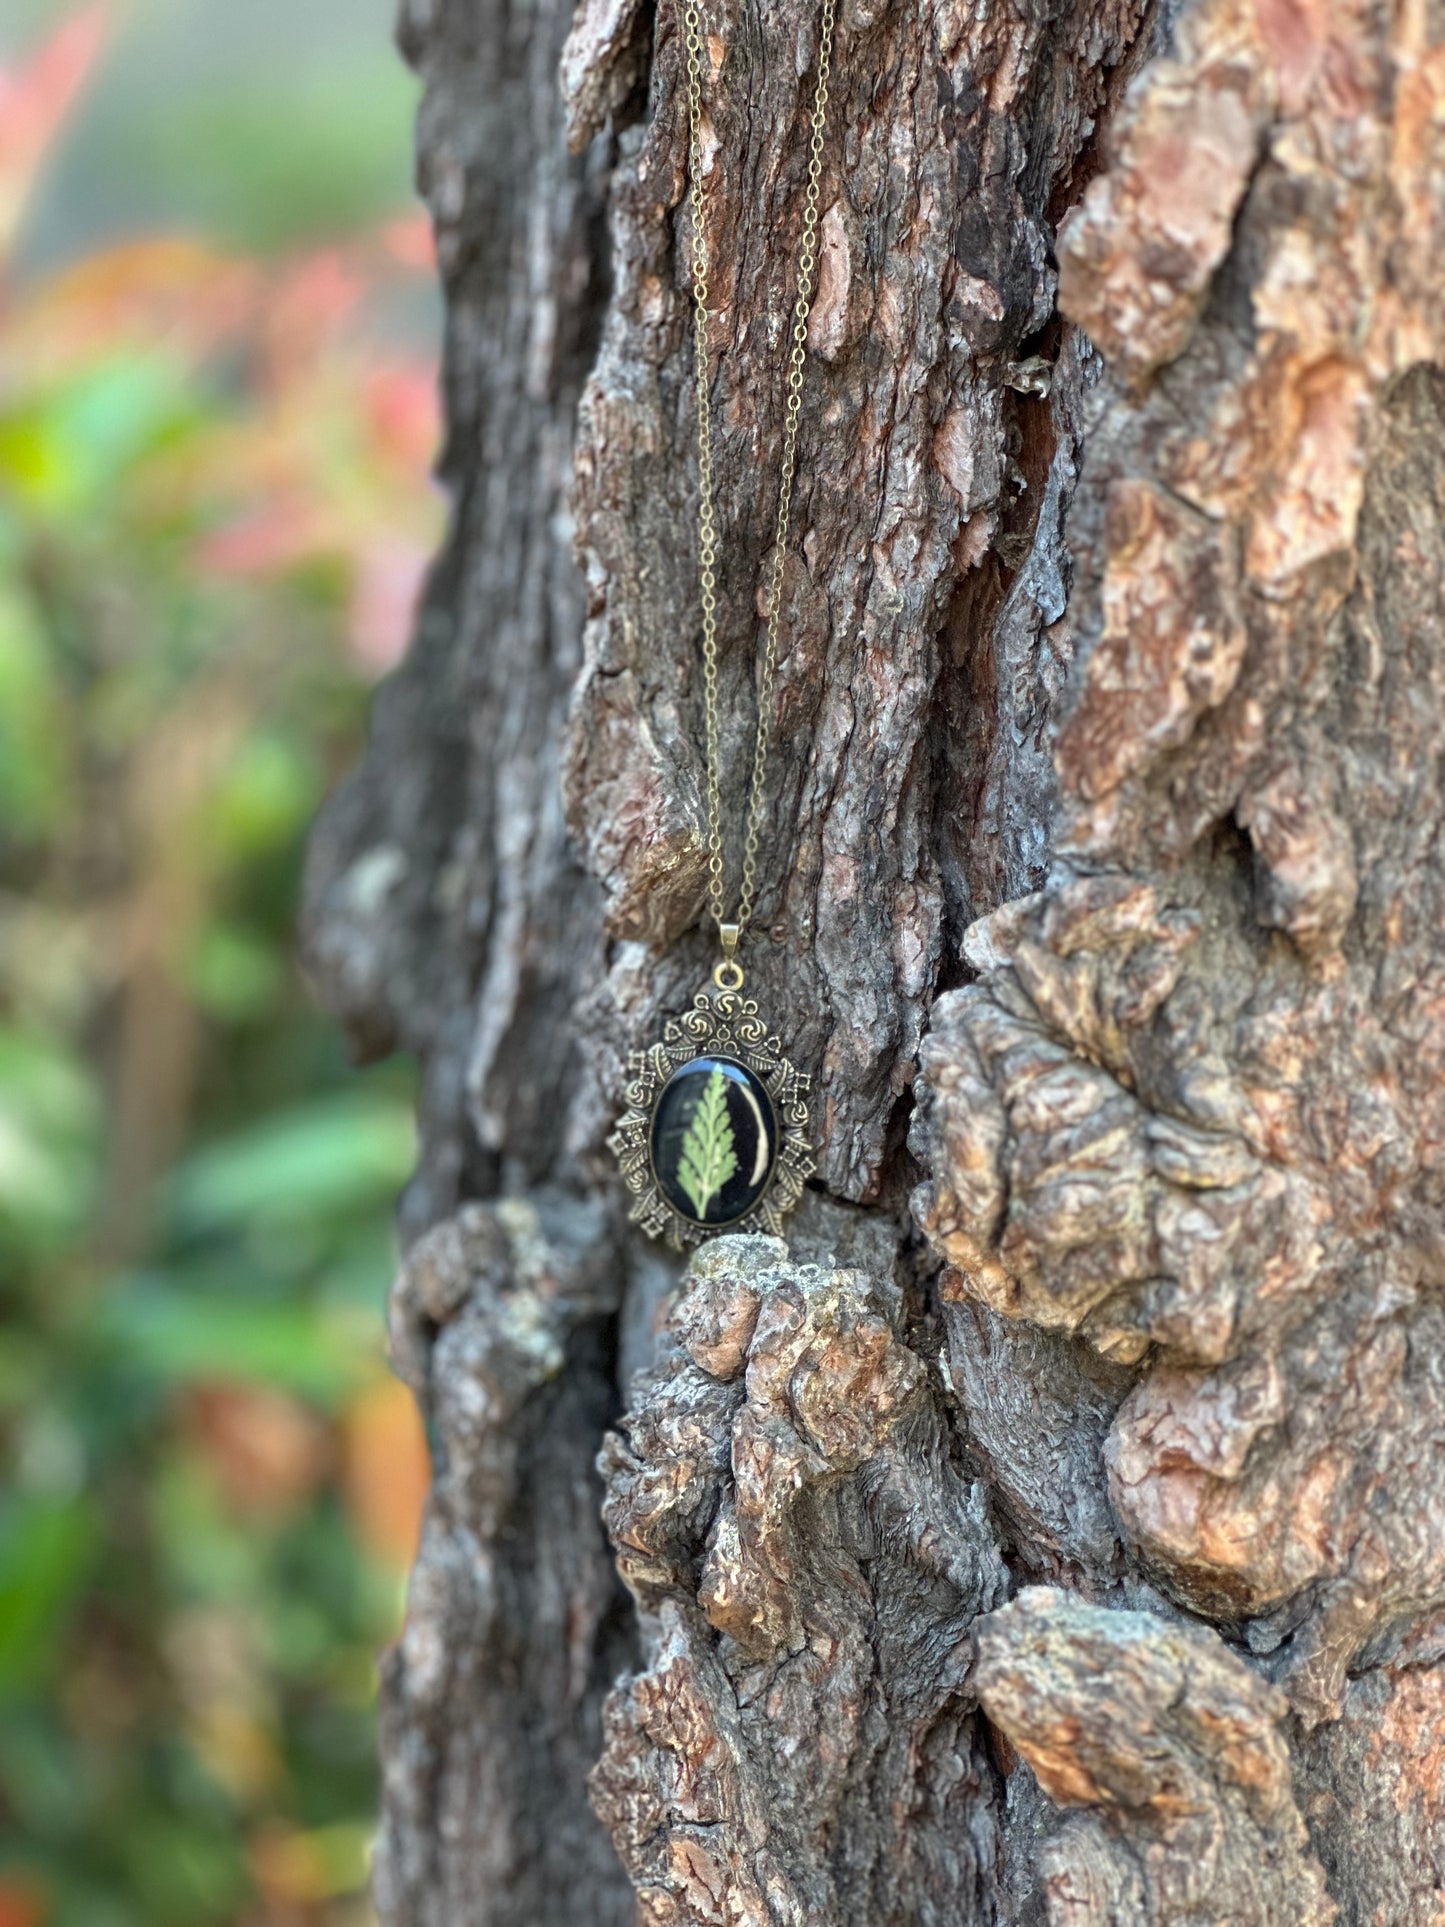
[609,973,814,1250]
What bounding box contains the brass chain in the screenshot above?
[681,0,836,976]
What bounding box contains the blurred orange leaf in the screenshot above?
[1,237,259,382]
[184,1384,333,1516]
[0,5,108,267]
[191,1702,284,1804]
[250,1821,370,1905]
[341,1375,430,1569]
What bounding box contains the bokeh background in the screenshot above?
[0,5,440,1921]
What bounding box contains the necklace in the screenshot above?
[608,0,836,1249]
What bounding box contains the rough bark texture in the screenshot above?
[302,0,1445,1912]
[590,1227,1011,1923]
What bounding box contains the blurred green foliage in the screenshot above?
[122,57,421,254]
[0,10,440,1924]
[8,0,417,267]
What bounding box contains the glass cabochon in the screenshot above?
[649,1054,778,1226]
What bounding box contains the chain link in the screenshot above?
[682,0,837,953]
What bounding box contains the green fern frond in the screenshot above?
[676,1067,738,1219]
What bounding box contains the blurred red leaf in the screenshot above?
[0,1877,49,1927]
[0,5,108,266]
[382,213,436,272]
[349,535,430,674]
[365,363,441,475]
[257,247,366,393]
[197,502,326,578]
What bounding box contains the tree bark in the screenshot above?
[303,0,1445,1914]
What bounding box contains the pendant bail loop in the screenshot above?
[713,921,744,991]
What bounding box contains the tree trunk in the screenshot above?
[302,0,1445,1913]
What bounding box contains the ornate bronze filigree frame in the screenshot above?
[608,987,813,1250]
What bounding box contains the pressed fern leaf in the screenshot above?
[676,1067,738,1219]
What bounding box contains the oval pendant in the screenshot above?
[651,1055,778,1227]
[610,987,813,1249]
